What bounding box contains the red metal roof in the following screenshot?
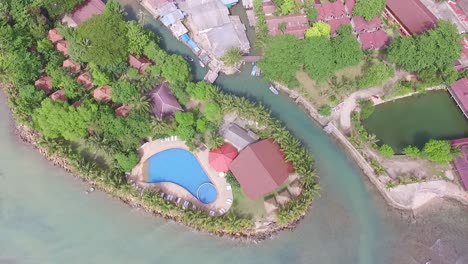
[262,1,278,15]
[62,59,81,73]
[450,138,468,190]
[93,85,112,101]
[55,40,69,57]
[50,90,67,102]
[128,54,152,73]
[327,17,350,35]
[77,72,93,88]
[115,105,132,117]
[449,78,468,114]
[316,1,346,21]
[385,0,437,35]
[345,0,355,15]
[266,14,309,39]
[35,76,53,94]
[229,139,294,200]
[352,16,382,32]
[48,29,63,44]
[358,30,389,50]
[208,143,238,172]
[69,0,105,25]
[148,82,183,119]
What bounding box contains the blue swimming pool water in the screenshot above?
[146,148,217,204]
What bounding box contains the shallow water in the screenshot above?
[1,2,468,263]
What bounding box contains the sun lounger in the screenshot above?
[175,197,181,204]
[166,194,173,201]
[160,192,165,198]
[209,210,215,216]
[183,201,189,209]
[226,198,232,205]
[226,185,231,191]
[219,208,225,215]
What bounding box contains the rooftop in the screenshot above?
[35,76,53,94]
[115,105,132,117]
[93,85,112,101]
[385,0,437,35]
[128,54,152,73]
[62,59,81,73]
[266,14,309,39]
[316,0,347,21]
[450,138,468,190]
[448,78,468,117]
[222,123,259,151]
[50,90,67,102]
[328,17,351,36]
[352,16,382,32]
[262,1,278,16]
[77,72,93,88]
[147,82,183,119]
[55,40,69,57]
[48,28,63,44]
[63,0,105,27]
[358,30,389,50]
[204,16,250,57]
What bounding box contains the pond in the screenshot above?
[363,91,468,153]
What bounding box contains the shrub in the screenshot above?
[225,172,240,188]
[379,144,394,158]
[403,145,420,158]
[358,99,375,119]
[422,139,453,164]
[115,151,139,172]
[318,104,332,116]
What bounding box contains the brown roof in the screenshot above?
[49,90,67,102]
[262,1,278,15]
[55,40,69,56]
[115,105,132,117]
[450,138,468,190]
[34,76,53,94]
[128,54,152,73]
[345,0,355,15]
[62,59,81,73]
[148,82,183,119]
[266,14,309,39]
[385,0,437,35]
[229,139,294,200]
[352,16,382,32]
[358,30,389,50]
[458,0,468,15]
[449,78,468,117]
[93,85,112,101]
[69,0,105,26]
[48,28,63,44]
[316,0,346,21]
[77,72,93,88]
[328,17,351,36]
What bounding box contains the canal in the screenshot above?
[363,91,468,153]
[0,1,467,264]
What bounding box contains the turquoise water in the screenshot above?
[0,1,467,263]
[363,91,468,152]
[146,148,217,204]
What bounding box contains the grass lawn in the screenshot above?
[71,138,115,169]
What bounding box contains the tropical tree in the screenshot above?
[422,140,454,164]
[305,22,331,39]
[353,0,386,21]
[221,48,242,66]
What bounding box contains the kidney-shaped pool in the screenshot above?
[144,148,218,204]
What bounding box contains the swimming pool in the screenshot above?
[145,148,217,204]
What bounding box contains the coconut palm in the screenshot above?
[131,95,151,114]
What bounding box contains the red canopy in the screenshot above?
[208,143,238,172]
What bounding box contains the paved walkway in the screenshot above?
[130,139,233,214]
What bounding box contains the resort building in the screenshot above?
[50,90,67,102]
[208,143,238,172]
[221,123,259,151]
[62,59,81,73]
[358,30,389,50]
[229,139,294,199]
[344,0,355,15]
[147,82,183,119]
[77,72,93,88]
[265,14,309,39]
[93,85,112,102]
[115,105,132,117]
[262,1,278,16]
[34,76,53,94]
[352,16,382,33]
[328,17,351,36]
[448,78,468,119]
[170,21,189,38]
[450,138,468,190]
[316,0,347,21]
[55,40,69,57]
[384,0,437,36]
[455,38,468,71]
[62,0,105,27]
[128,54,152,73]
[47,28,63,44]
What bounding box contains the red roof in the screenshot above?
[450,138,468,190]
[50,90,67,102]
[266,14,309,39]
[262,1,278,15]
[115,105,132,117]
[316,1,346,21]
[62,59,81,73]
[48,28,63,44]
[449,78,468,115]
[55,40,69,56]
[358,30,389,50]
[328,17,351,36]
[69,0,105,26]
[148,82,183,119]
[128,54,152,73]
[77,72,93,88]
[229,139,294,199]
[345,0,355,15]
[385,0,437,35]
[352,16,382,32]
[208,143,238,172]
[35,76,53,94]
[93,85,112,101]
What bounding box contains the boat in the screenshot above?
[251,64,258,76]
[269,85,279,95]
[183,55,194,62]
[199,60,205,68]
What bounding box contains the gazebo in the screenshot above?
[208,143,238,172]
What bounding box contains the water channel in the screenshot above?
[0,1,467,263]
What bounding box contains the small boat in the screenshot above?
[269,85,279,95]
[251,64,258,76]
[184,55,194,62]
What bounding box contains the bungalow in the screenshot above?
[147,82,183,119]
[55,40,69,57]
[128,54,152,73]
[266,14,309,39]
[34,76,53,94]
[450,137,468,190]
[221,123,259,151]
[358,30,389,50]
[316,0,347,21]
[50,90,67,102]
[77,72,93,88]
[262,1,278,16]
[229,139,294,200]
[384,0,437,36]
[352,16,382,33]
[115,105,132,117]
[328,16,351,36]
[159,3,184,27]
[93,85,112,101]
[62,59,81,73]
[48,28,63,44]
[344,0,355,15]
[448,78,468,119]
[454,38,468,71]
[62,0,105,27]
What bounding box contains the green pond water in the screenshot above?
[1,2,468,263]
[363,91,468,153]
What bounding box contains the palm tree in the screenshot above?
[278,22,287,34]
[131,95,151,114]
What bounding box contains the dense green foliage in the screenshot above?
[379,144,395,158]
[42,0,84,19]
[422,139,455,164]
[115,151,139,172]
[305,22,331,38]
[353,0,386,21]
[357,62,394,88]
[358,99,375,119]
[318,104,332,116]
[221,48,242,66]
[403,145,421,158]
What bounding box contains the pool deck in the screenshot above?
[130,139,233,215]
